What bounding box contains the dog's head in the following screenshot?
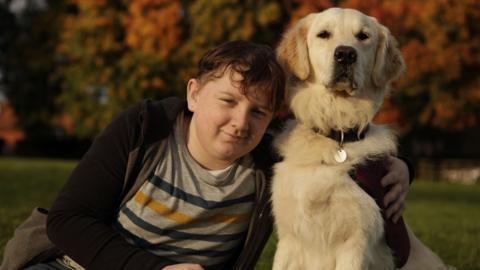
[277,8,405,131]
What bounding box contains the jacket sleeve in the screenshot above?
[397,156,415,184]
[47,102,170,270]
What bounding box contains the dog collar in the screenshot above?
[311,125,370,144]
[311,125,369,163]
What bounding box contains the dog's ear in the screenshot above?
[372,25,406,88]
[277,14,315,81]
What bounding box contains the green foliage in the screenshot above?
[187,0,285,46]
[54,0,131,137]
[52,0,185,137]
[176,0,289,97]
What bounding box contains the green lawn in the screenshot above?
[0,157,77,256]
[0,157,479,269]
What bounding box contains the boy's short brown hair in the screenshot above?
[196,40,286,113]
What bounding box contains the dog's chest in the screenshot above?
[272,162,383,241]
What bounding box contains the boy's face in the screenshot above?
[186,70,274,170]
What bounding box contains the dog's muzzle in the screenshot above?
[330,46,358,95]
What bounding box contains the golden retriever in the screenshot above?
[271,8,454,270]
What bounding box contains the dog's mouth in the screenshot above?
[328,65,358,96]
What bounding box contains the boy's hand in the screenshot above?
[162,263,204,270]
[381,156,410,223]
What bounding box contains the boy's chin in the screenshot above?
[215,147,249,163]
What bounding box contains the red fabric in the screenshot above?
[354,158,410,268]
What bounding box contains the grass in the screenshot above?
[0,157,77,256]
[0,157,479,269]
[401,182,480,270]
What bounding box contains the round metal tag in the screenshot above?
[334,149,347,163]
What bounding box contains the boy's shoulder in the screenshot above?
[144,97,188,142]
[146,97,188,122]
[118,97,188,145]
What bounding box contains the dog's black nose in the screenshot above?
[334,46,357,65]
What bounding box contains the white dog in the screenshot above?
[271,8,453,270]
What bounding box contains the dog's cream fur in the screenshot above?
[272,8,453,270]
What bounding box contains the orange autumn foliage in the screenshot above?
[125,0,182,58]
[0,102,25,146]
[45,0,479,137]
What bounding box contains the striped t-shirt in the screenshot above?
[114,112,256,269]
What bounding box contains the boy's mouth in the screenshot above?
[223,131,248,142]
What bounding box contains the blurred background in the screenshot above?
[0,1,479,269]
[0,0,479,182]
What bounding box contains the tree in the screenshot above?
[6,0,478,143]
[177,0,289,87]
[1,1,63,139]
[0,2,15,98]
[52,0,184,137]
[388,0,480,132]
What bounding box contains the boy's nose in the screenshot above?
[231,108,250,134]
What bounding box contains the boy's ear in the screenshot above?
[186,78,200,112]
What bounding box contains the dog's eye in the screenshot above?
[355,31,369,41]
[317,30,331,39]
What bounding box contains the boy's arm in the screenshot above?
[47,102,170,270]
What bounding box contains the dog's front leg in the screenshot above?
[272,237,302,270]
[334,237,369,270]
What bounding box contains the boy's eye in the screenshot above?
[220,98,235,104]
[252,109,267,118]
